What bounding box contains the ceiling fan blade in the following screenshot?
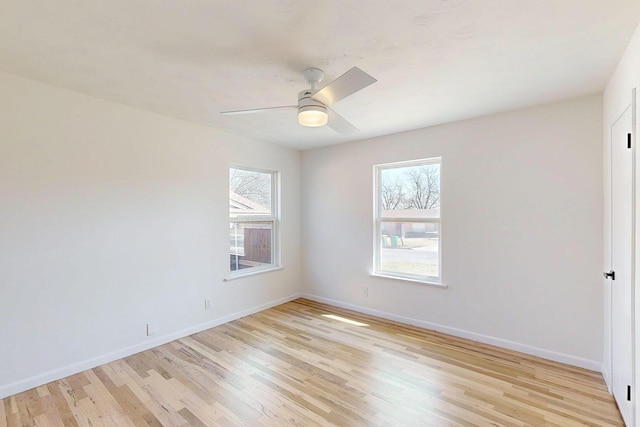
[327,108,358,134]
[312,67,377,106]
[222,105,296,115]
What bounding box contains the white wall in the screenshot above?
[302,95,604,368]
[0,71,301,398]
[603,21,640,421]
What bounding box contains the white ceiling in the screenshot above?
[1,1,639,150]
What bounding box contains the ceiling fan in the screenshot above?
[222,67,377,134]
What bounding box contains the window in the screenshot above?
[229,167,279,277]
[374,158,441,283]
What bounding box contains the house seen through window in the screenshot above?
[374,158,441,283]
[229,167,279,276]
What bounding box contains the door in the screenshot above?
[610,104,634,426]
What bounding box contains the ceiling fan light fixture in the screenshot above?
[298,104,328,127]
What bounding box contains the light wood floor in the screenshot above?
[1,298,623,426]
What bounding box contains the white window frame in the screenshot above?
[373,157,443,285]
[228,166,280,279]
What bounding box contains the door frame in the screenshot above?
[632,86,640,427]
[604,88,637,425]
[607,90,636,425]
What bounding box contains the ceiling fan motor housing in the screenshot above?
[298,89,328,127]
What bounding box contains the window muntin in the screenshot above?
[229,167,278,276]
[374,158,441,283]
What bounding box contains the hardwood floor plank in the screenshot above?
[111,362,188,427]
[83,370,138,427]
[37,392,68,427]
[0,399,6,427]
[1,298,624,426]
[92,366,154,426]
[45,383,79,427]
[176,408,207,427]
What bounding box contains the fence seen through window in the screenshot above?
[229,167,278,275]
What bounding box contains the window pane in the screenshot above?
[230,221,273,271]
[380,163,440,218]
[375,157,441,282]
[379,221,439,278]
[230,168,272,217]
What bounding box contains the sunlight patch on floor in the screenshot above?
[322,314,369,327]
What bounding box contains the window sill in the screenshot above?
[224,266,283,282]
[370,273,447,288]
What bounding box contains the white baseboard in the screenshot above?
[0,293,302,400]
[302,293,602,372]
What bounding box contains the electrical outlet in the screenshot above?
[362,287,369,297]
[146,322,157,336]
[204,299,212,310]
